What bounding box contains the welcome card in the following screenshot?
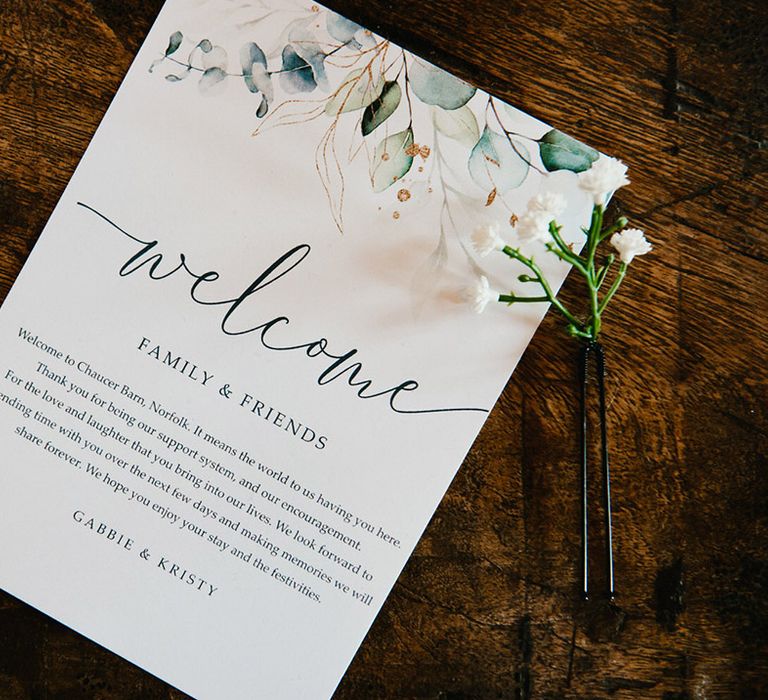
[0,1,598,697]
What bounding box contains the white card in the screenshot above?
[0,1,599,697]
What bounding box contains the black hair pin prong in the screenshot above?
[579,341,615,601]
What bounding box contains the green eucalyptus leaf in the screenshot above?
[468,127,529,193]
[325,67,383,116]
[433,104,480,147]
[240,42,273,102]
[326,12,362,47]
[150,31,183,72]
[198,66,227,95]
[371,128,414,192]
[279,46,316,93]
[362,81,402,136]
[538,129,599,173]
[240,42,266,91]
[165,31,183,57]
[409,58,475,110]
[251,64,273,102]
[256,94,269,118]
[289,30,329,91]
[502,103,529,122]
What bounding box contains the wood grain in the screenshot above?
[0,0,766,697]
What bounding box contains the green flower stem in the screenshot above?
[589,274,601,338]
[497,204,632,343]
[545,242,589,275]
[586,204,605,264]
[583,204,608,339]
[598,262,627,313]
[599,216,628,242]
[499,294,549,303]
[548,224,589,275]
[545,242,571,263]
[549,222,583,260]
[502,245,581,329]
[568,325,595,340]
[595,254,615,289]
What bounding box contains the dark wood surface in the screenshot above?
[1,0,766,697]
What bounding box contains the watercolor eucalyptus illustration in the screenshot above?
[148,2,655,601]
[148,3,598,246]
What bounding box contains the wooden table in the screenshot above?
[1,0,766,697]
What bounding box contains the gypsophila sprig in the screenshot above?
[471,223,507,258]
[468,155,651,342]
[465,275,500,314]
[467,156,647,603]
[529,191,567,218]
[610,228,652,264]
[577,156,630,206]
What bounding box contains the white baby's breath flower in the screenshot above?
[610,228,652,264]
[578,156,630,205]
[528,191,566,219]
[465,275,499,314]
[516,210,552,243]
[471,223,507,257]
